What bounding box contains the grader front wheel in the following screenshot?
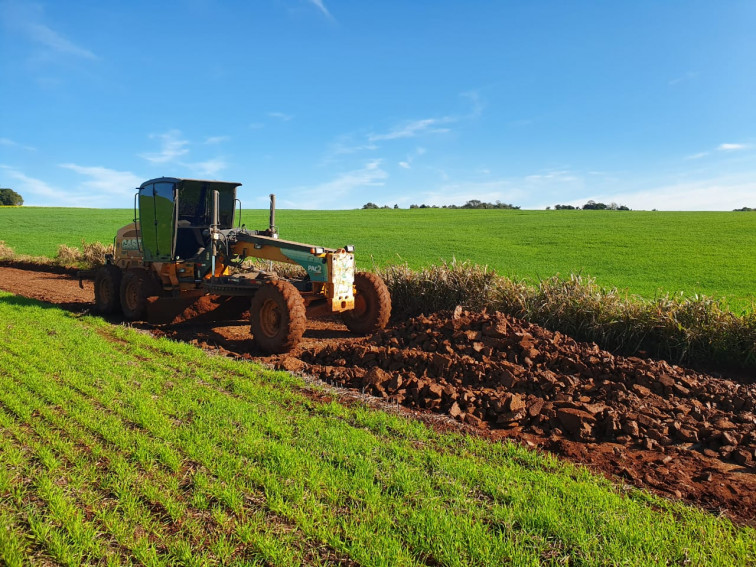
[120,269,150,321]
[250,280,306,354]
[341,272,391,335]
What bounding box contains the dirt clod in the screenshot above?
[298,308,756,524]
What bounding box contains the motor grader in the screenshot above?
[91,177,391,353]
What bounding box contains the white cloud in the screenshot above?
[460,90,484,118]
[27,23,97,60]
[362,91,482,145]
[138,130,227,175]
[0,164,141,207]
[306,0,332,19]
[369,118,452,142]
[0,165,62,202]
[268,112,294,122]
[525,170,580,183]
[1,1,97,61]
[184,158,228,177]
[685,151,709,161]
[204,136,229,145]
[396,146,427,170]
[668,71,699,86]
[416,167,593,210]
[686,142,749,160]
[327,141,378,157]
[327,93,474,170]
[139,130,190,164]
[59,164,143,204]
[320,135,378,165]
[718,143,747,151]
[564,175,756,211]
[420,179,527,207]
[280,160,387,208]
[0,137,36,151]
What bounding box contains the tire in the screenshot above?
[120,269,150,321]
[94,264,122,314]
[341,272,391,335]
[250,280,306,354]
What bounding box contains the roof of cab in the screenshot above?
[139,177,242,189]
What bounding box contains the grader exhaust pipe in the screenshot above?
[269,193,278,238]
[211,189,220,279]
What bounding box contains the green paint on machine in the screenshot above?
[281,248,329,282]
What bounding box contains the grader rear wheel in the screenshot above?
[341,272,391,335]
[120,269,150,321]
[94,264,122,314]
[250,280,306,354]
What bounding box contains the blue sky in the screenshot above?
[1,0,755,210]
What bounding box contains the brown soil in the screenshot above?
[1,263,755,526]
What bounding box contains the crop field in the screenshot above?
[1,206,755,311]
[1,291,754,565]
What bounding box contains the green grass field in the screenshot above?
[1,291,753,565]
[1,206,755,311]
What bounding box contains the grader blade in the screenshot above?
[146,295,249,325]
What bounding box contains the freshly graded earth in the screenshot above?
[1,262,755,525]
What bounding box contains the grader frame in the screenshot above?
[92,177,391,353]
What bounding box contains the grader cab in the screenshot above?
[92,177,391,353]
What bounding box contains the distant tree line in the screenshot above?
[362,199,520,210]
[364,198,753,212]
[444,199,519,209]
[552,200,629,211]
[0,188,23,206]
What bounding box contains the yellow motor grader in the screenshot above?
[91,177,391,353]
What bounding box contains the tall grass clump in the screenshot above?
[381,260,509,316]
[527,275,756,367]
[379,263,756,370]
[54,240,113,267]
[55,244,82,264]
[0,240,14,259]
[81,240,112,266]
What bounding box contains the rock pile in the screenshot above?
[297,309,756,468]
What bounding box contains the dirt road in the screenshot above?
[1,262,754,525]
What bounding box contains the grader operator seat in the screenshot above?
[174,221,206,261]
[136,177,240,262]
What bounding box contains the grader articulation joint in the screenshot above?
[91,177,391,353]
